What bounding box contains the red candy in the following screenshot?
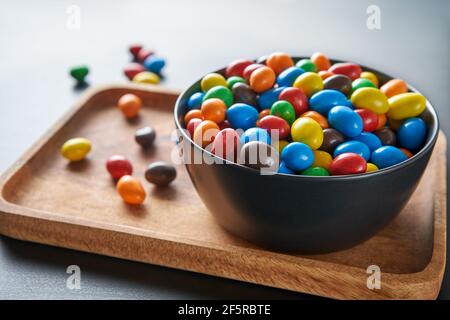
[137,48,154,63]
[329,153,367,175]
[355,109,378,132]
[226,59,253,78]
[187,118,202,137]
[242,63,264,81]
[218,120,232,130]
[279,87,309,116]
[106,155,133,180]
[124,63,146,80]
[212,128,240,161]
[129,44,142,59]
[257,115,290,140]
[328,63,362,81]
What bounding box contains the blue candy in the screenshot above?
[240,127,271,145]
[328,106,363,138]
[371,146,408,169]
[276,67,304,87]
[227,103,259,130]
[333,140,370,161]
[309,90,352,116]
[281,142,314,171]
[187,92,204,110]
[398,117,427,151]
[278,161,295,174]
[258,87,286,109]
[352,132,382,152]
[144,56,166,74]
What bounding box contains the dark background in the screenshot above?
[0,0,449,299]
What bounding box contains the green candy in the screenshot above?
[301,167,330,176]
[296,59,317,73]
[350,78,376,95]
[270,100,296,125]
[69,65,89,82]
[227,76,246,89]
[203,85,234,107]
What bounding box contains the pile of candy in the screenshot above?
[61,93,176,205]
[184,52,428,176]
[123,44,166,85]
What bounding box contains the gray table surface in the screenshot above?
[0,0,449,299]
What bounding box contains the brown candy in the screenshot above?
[239,141,279,171]
[323,74,352,96]
[319,128,345,154]
[375,127,397,146]
[145,161,177,186]
[135,126,156,149]
[232,83,258,107]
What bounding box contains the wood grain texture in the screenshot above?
[0,84,446,300]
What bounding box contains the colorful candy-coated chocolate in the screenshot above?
[328,106,363,138]
[350,78,376,95]
[319,71,334,80]
[203,86,233,107]
[293,72,323,97]
[296,59,316,72]
[301,166,329,176]
[329,153,367,175]
[366,163,379,172]
[227,103,259,130]
[355,109,378,132]
[328,62,362,81]
[257,115,290,140]
[132,71,160,84]
[371,146,408,169]
[129,44,142,59]
[193,120,220,148]
[212,128,240,161]
[240,127,271,145]
[387,93,426,120]
[291,117,323,150]
[398,117,427,151]
[360,71,379,87]
[258,109,271,120]
[350,87,389,114]
[266,52,294,75]
[375,127,397,146]
[278,161,295,174]
[116,175,146,205]
[137,48,154,63]
[312,150,332,170]
[61,137,92,162]
[226,59,253,78]
[352,132,382,152]
[387,117,403,131]
[276,67,304,87]
[334,140,370,161]
[249,66,276,93]
[232,83,258,107]
[184,109,202,124]
[323,74,352,96]
[380,79,408,98]
[186,118,202,137]
[281,142,314,171]
[301,111,328,129]
[310,52,331,72]
[278,87,309,116]
[187,92,204,110]
[239,141,279,170]
[218,120,232,130]
[69,65,89,82]
[309,89,352,116]
[376,113,387,130]
[135,126,156,149]
[106,155,133,179]
[270,100,296,125]
[274,140,289,153]
[145,161,177,186]
[243,63,264,80]
[117,93,142,118]
[258,87,285,109]
[227,76,246,89]
[201,73,228,92]
[399,148,413,158]
[143,56,165,74]
[201,98,227,123]
[319,128,345,154]
[123,63,146,80]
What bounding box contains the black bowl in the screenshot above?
[174,57,439,254]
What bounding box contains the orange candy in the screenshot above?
[249,66,276,93]
[266,52,294,75]
[117,94,142,118]
[311,52,331,71]
[399,148,413,158]
[380,79,408,98]
[259,109,271,119]
[201,98,226,124]
[301,111,329,129]
[376,113,387,130]
[184,109,203,124]
[116,175,146,205]
[193,120,220,148]
[318,70,334,80]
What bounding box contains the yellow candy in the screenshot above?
[293,72,323,97]
[350,87,389,114]
[132,71,160,84]
[291,117,323,150]
[312,150,332,170]
[360,71,379,87]
[274,139,289,153]
[387,92,426,120]
[201,73,227,92]
[61,137,92,161]
[366,163,379,172]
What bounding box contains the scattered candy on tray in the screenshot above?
[135,126,156,149]
[183,52,429,176]
[106,155,133,180]
[123,44,165,85]
[116,175,146,205]
[69,65,89,83]
[145,161,177,186]
[117,93,142,118]
[61,137,92,162]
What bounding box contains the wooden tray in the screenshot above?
[0,84,446,300]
